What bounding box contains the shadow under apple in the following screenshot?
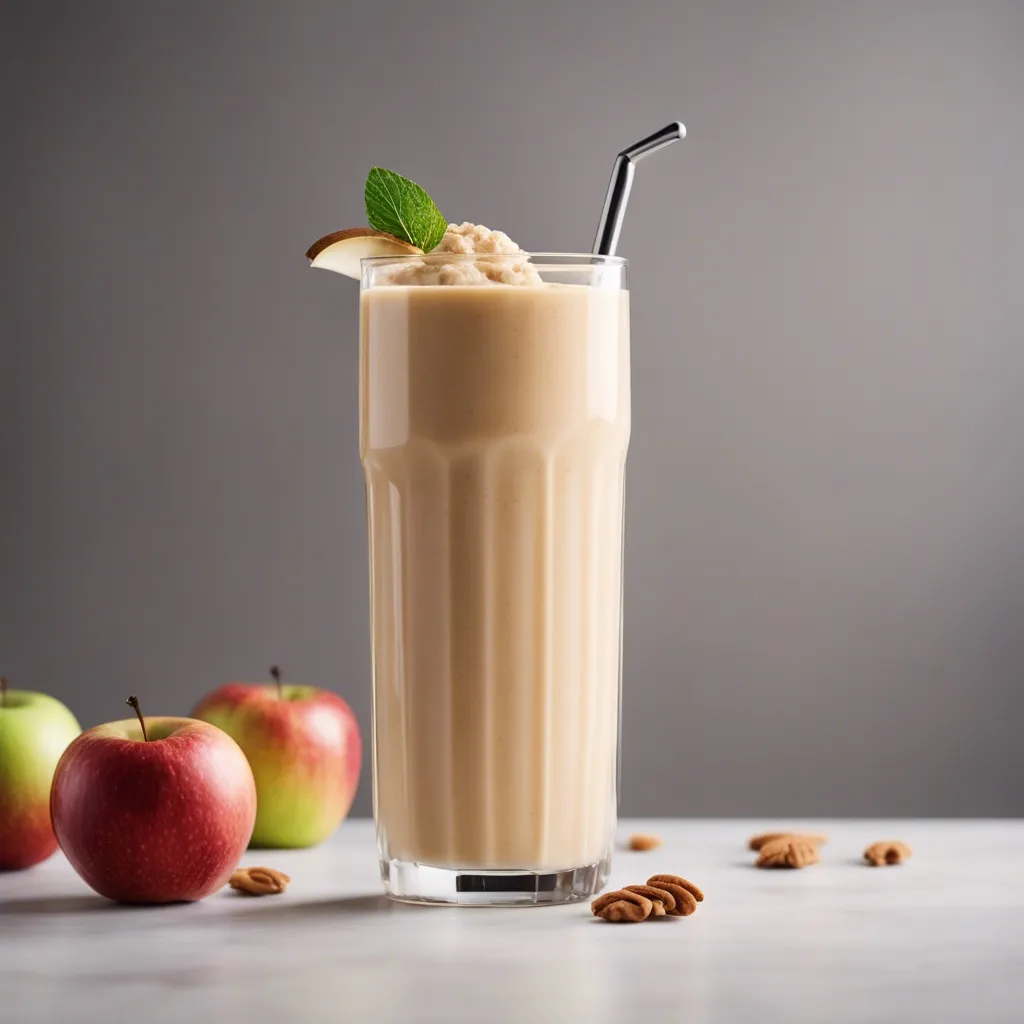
[0,894,121,915]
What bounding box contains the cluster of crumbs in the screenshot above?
[378,222,543,286]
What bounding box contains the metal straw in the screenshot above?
[592,122,687,256]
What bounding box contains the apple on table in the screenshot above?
[50,696,256,903]
[0,676,81,871]
[192,666,361,848]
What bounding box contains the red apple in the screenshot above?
[191,667,361,848]
[50,696,256,903]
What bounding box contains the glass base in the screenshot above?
[381,857,610,907]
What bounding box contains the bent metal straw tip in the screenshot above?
[593,122,687,256]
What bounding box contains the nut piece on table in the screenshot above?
[864,841,912,866]
[591,889,653,922]
[640,878,698,916]
[628,833,663,852]
[749,831,828,852]
[647,873,705,904]
[622,884,676,916]
[229,865,291,896]
[755,836,820,869]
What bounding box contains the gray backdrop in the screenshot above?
[3,0,1022,818]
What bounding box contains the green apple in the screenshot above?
[0,677,81,870]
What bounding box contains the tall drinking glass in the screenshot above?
[360,253,629,905]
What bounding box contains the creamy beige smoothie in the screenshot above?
[360,226,629,897]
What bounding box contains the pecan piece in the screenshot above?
[749,832,828,852]
[591,889,653,922]
[755,836,820,869]
[628,833,662,852]
[642,880,697,916]
[229,866,291,895]
[864,841,912,866]
[622,884,676,916]
[647,873,705,904]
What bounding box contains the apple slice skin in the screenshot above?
[306,227,422,280]
[304,227,419,261]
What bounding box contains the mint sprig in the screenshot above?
[364,167,447,253]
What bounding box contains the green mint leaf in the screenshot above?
[364,167,447,252]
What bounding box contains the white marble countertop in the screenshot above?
[2,820,1022,1023]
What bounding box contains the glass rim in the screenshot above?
[361,251,627,267]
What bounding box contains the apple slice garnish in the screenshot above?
[305,228,422,279]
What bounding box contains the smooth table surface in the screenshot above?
[2,820,1022,1023]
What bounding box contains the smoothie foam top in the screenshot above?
[376,222,543,287]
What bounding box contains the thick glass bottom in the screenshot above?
[381,857,611,907]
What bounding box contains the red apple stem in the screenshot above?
[270,665,283,700]
[0,677,7,708]
[126,695,148,741]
